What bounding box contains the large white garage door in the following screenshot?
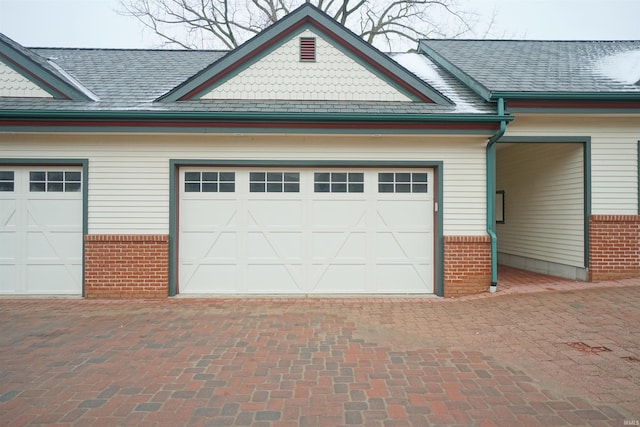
[179,168,434,294]
[0,167,83,294]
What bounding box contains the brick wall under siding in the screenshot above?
[589,215,640,281]
[444,235,492,297]
[84,234,169,299]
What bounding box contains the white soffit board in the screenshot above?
[179,168,434,294]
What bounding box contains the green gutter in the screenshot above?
[486,98,507,292]
[0,109,513,123]
[490,92,640,101]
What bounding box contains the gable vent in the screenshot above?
[300,37,316,62]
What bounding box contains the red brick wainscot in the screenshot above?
[84,234,169,299]
[444,235,492,297]
[589,215,640,281]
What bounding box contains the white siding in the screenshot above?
[505,115,639,214]
[0,62,52,98]
[496,143,584,268]
[0,133,487,236]
[200,29,411,102]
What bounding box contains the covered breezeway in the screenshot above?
[495,139,589,281]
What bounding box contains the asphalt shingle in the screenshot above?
[32,48,227,102]
[420,40,640,95]
[0,46,493,115]
[4,39,638,116]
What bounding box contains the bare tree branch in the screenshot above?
[118,0,495,50]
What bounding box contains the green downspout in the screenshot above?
[487,98,506,292]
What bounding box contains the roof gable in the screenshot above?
[199,28,412,102]
[160,4,451,105]
[0,33,94,101]
[0,60,51,98]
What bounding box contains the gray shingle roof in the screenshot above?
[6,38,638,117]
[33,48,227,102]
[420,40,640,96]
[0,46,492,115]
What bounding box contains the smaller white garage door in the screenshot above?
[0,167,83,294]
[179,168,434,294]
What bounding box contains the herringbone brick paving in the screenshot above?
[1,268,639,426]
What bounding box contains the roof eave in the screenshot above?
[491,92,640,100]
[0,109,513,123]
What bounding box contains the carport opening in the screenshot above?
[495,142,587,281]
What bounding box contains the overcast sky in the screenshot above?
[0,0,639,49]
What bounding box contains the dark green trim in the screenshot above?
[434,162,444,297]
[508,108,640,114]
[417,41,492,101]
[486,98,506,288]
[499,136,591,144]
[168,162,178,298]
[168,159,445,297]
[0,109,512,135]
[638,141,640,215]
[494,92,640,101]
[0,109,513,123]
[0,158,89,296]
[0,125,498,136]
[585,140,592,267]
[498,136,592,269]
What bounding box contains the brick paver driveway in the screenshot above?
[1,279,639,426]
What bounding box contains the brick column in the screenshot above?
[444,235,492,297]
[589,215,640,281]
[84,234,169,299]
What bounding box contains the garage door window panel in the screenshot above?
[378,172,428,193]
[314,172,364,193]
[250,172,300,193]
[0,171,14,192]
[184,171,235,192]
[29,171,81,193]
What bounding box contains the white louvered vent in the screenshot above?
[300,37,316,62]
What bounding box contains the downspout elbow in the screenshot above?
[487,98,507,293]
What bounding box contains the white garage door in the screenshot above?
[0,167,83,294]
[179,168,434,294]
